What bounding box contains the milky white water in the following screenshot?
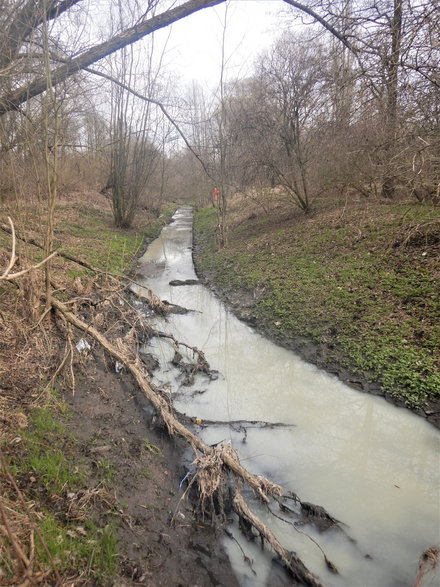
[134,208,440,587]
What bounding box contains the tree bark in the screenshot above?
[382,0,403,198]
[0,0,226,116]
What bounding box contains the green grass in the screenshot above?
[4,398,119,583]
[57,202,176,276]
[37,515,118,581]
[94,458,117,485]
[142,439,161,455]
[11,404,85,493]
[142,202,177,240]
[194,201,439,408]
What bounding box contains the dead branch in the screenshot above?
[267,503,338,574]
[232,489,324,587]
[50,296,324,585]
[151,329,210,370]
[193,418,294,430]
[0,222,170,311]
[0,217,57,282]
[1,217,17,278]
[0,220,101,274]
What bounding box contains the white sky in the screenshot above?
[154,0,287,90]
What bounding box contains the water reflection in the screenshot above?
[135,208,440,587]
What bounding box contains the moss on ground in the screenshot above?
[194,201,439,408]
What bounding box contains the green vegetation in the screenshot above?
[142,439,161,455]
[142,202,177,240]
[94,458,117,485]
[194,201,439,408]
[36,515,117,581]
[56,201,176,276]
[3,396,118,583]
[11,404,84,493]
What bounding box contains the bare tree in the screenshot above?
[256,33,326,212]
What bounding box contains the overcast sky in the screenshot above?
[154,1,287,89]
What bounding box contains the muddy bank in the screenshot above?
[192,243,440,430]
[65,347,239,586]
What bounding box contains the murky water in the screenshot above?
[134,208,440,587]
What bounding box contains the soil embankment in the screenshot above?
[192,195,440,428]
[0,193,238,585]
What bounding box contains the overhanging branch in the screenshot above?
[0,0,226,116]
[85,67,216,183]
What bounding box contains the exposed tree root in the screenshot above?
[232,489,324,587]
[152,328,215,385]
[50,296,327,585]
[413,546,439,587]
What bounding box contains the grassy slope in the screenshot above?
[0,194,175,583]
[194,198,439,410]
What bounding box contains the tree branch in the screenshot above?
[85,66,216,183]
[282,0,356,54]
[0,0,226,116]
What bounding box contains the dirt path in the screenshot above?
[66,351,239,586]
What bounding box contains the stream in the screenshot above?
[134,207,439,587]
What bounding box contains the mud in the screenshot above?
[64,348,239,586]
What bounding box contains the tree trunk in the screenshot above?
[382,0,403,199]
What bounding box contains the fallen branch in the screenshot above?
[0,220,93,271]
[1,217,17,278]
[50,296,324,585]
[152,329,211,374]
[0,220,176,319]
[0,217,57,282]
[193,418,295,430]
[232,489,324,587]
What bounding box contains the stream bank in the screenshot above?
[133,206,440,587]
[0,193,238,585]
[192,201,440,428]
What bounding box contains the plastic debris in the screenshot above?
[179,471,192,489]
[76,339,91,353]
[115,361,123,373]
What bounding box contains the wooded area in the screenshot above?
[0,0,438,584]
[0,0,438,228]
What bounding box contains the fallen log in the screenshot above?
[50,296,325,585]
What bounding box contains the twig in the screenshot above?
[224,528,257,576]
[0,217,58,281]
[0,450,62,584]
[1,217,17,278]
[267,503,338,574]
[232,489,324,587]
